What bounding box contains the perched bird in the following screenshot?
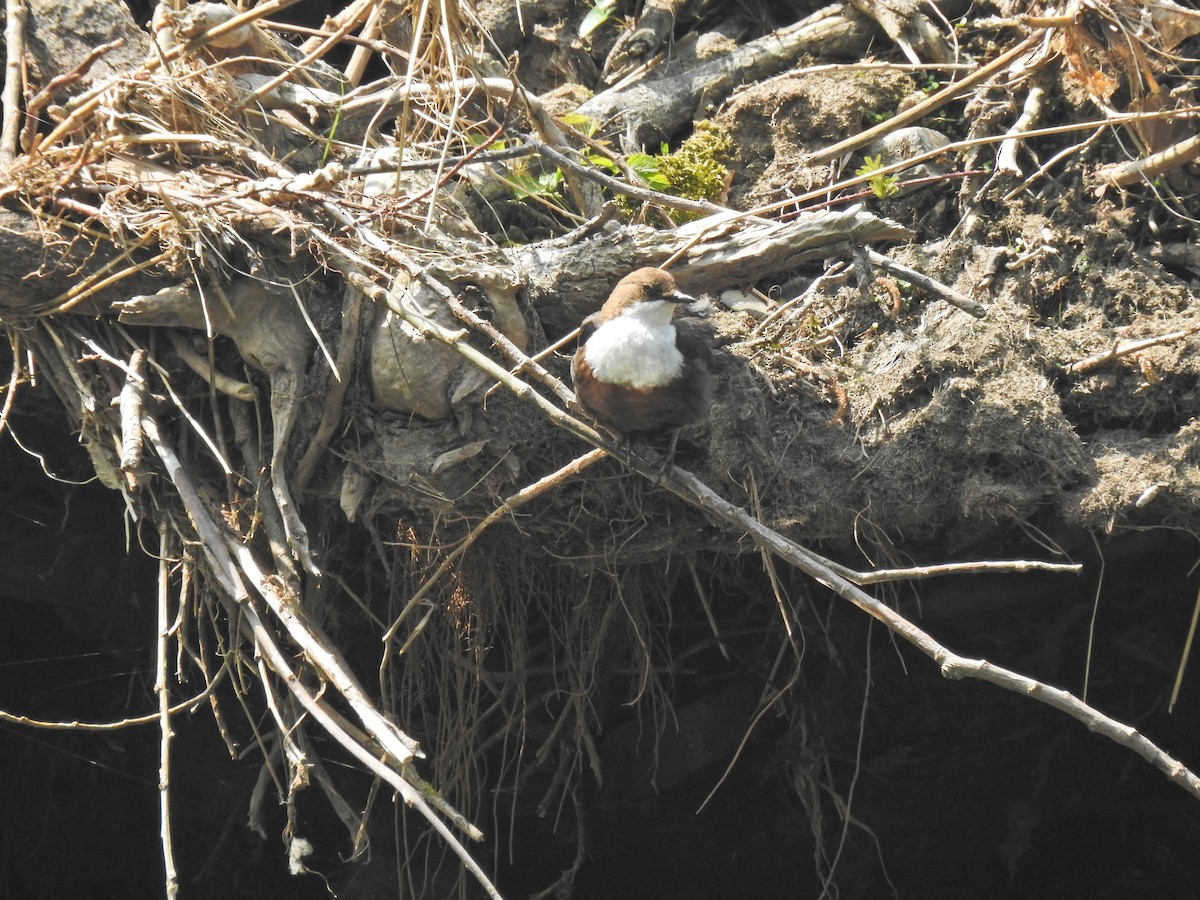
[572,267,713,456]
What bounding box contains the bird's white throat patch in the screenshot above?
[584,302,683,388]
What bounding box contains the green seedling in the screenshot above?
[856,155,899,199]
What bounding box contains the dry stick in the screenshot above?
[140,412,502,890]
[367,274,1200,803]
[806,32,1045,166]
[343,1,385,87]
[1062,326,1197,376]
[383,448,609,642]
[1096,132,1200,188]
[1,0,27,165]
[156,523,180,900]
[118,348,148,472]
[853,558,1080,584]
[233,597,504,900]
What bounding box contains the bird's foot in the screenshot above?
[643,429,680,485]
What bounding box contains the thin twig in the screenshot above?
[0,670,226,730]
[0,331,21,439]
[156,523,180,899]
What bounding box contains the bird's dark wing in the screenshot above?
[674,317,715,414]
[673,317,714,364]
[578,313,600,346]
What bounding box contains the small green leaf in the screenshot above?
[510,168,563,199]
[561,112,600,137]
[626,153,669,190]
[587,154,620,173]
[579,0,618,38]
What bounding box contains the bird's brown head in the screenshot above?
[598,267,693,318]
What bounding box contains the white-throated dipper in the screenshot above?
[571,267,713,452]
